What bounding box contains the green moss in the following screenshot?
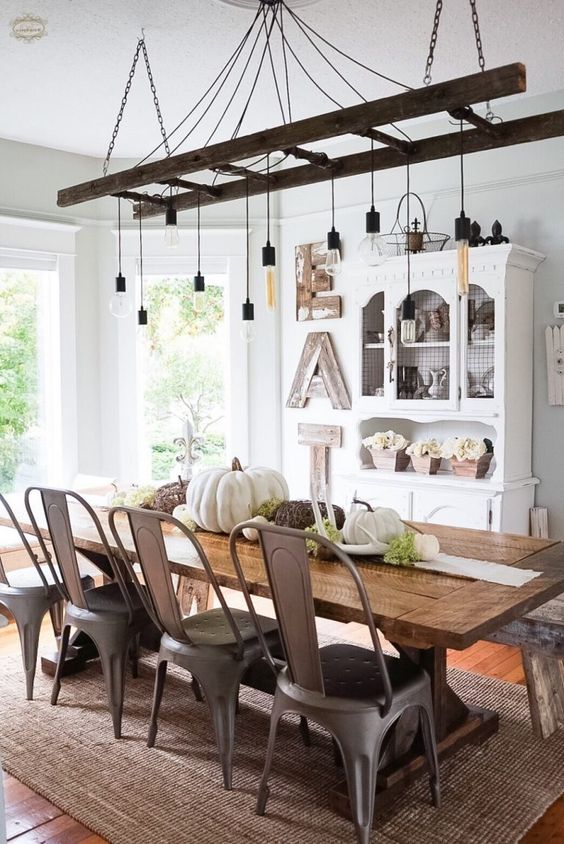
[383,532,420,567]
[304,519,342,555]
[253,497,284,520]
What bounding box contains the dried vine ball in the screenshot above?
[153,477,189,514]
[274,500,345,532]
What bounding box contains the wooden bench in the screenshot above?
[488,595,564,738]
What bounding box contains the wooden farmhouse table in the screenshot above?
[2,499,564,814]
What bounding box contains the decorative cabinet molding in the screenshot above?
[336,244,544,534]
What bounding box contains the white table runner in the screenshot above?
[414,553,542,587]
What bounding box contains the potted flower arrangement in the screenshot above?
[362,430,410,472]
[406,439,443,475]
[440,436,494,479]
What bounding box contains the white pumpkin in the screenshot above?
[187,458,289,534]
[242,515,269,542]
[343,503,405,547]
[172,505,198,531]
[414,533,440,561]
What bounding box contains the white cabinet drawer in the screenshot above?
[344,483,412,520]
[412,490,491,531]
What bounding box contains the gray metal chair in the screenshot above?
[0,493,94,700]
[108,505,280,790]
[25,487,149,738]
[229,522,441,844]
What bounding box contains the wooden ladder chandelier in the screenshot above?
[58,0,564,219]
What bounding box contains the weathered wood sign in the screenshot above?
[298,423,342,504]
[296,241,341,321]
[286,332,351,409]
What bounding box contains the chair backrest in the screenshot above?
[0,493,54,595]
[230,522,393,713]
[109,506,246,656]
[24,487,134,617]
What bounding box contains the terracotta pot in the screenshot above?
[449,452,493,479]
[368,447,410,472]
[410,454,442,475]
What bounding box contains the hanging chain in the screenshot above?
[423,0,443,86]
[103,35,170,176]
[469,0,497,121]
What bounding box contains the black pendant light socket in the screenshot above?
[115,273,126,293]
[165,206,177,227]
[455,211,471,242]
[138,306,148,326]
[402,294,416,321]
[365,206,381,234]
[262,242,276,267]
[194,271,205,293]
[327,226,341,251]
[242,297,254,321]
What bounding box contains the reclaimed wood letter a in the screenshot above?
[286,331,351,409]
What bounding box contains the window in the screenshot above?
[137,273,228,482]
[0,265,57,491]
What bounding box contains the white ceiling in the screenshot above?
[2,0,564,159]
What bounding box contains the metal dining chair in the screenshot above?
[0,492,94,700]
[108,505,281,790]
[229,522,441,844]
[25,487,149,738]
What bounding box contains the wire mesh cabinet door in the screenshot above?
[390,277,460,411]
[460,277,500,412]
[358,287,388,405]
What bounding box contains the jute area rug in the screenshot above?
[0,652,562,844]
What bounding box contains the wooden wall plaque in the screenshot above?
[286,332,351,409]
[296,241,342,322]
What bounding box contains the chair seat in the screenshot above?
[83,581,145,617]
[319,643,424,702]
[0,563,93,593]
[182,607,278,648]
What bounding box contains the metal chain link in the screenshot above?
[469,0,498,121]
[423,0,443,86]
[103,36,170,176]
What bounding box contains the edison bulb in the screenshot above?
[240,320,256,343]
[264,266,276,311]
[326,248,342,276]
[400,318,416,345]
[457,240,469,296]
[109,291,132,319]
[165,224,179,248]
[358,232,386,267]
[193,289,205,313]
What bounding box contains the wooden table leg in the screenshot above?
[329,645,499,819]
[522,648,564,739]
[176,576,211,616]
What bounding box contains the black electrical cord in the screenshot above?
[263,3,287,124]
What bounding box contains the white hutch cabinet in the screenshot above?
[338,244,544,534]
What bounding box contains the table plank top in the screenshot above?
[2,497,562,651]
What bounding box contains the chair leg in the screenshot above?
[148,659,168,748]
[299,716,311,747]
[419,702,441,808]
[15,606,48,701]
[51,624,71,705]
[129,633,140,679]
[334,728,380,844]
[196,671,240,791]
[97,640,129,739]
[256,695,285,816]
[48,600,64,638]
[191,675,203,702]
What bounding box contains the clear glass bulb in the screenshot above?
[457,239,469,296]
[165,223,179,248]
[326,248,342,276]
[109,291,132,319]
[193,290,205,313]
[264,266,276,312]
[240,320,256,344]
[401,318,416,345]
[358,233,386,267]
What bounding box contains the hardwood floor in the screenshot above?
[1,612,562,843]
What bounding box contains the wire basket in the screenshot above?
[382,192,451,257]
